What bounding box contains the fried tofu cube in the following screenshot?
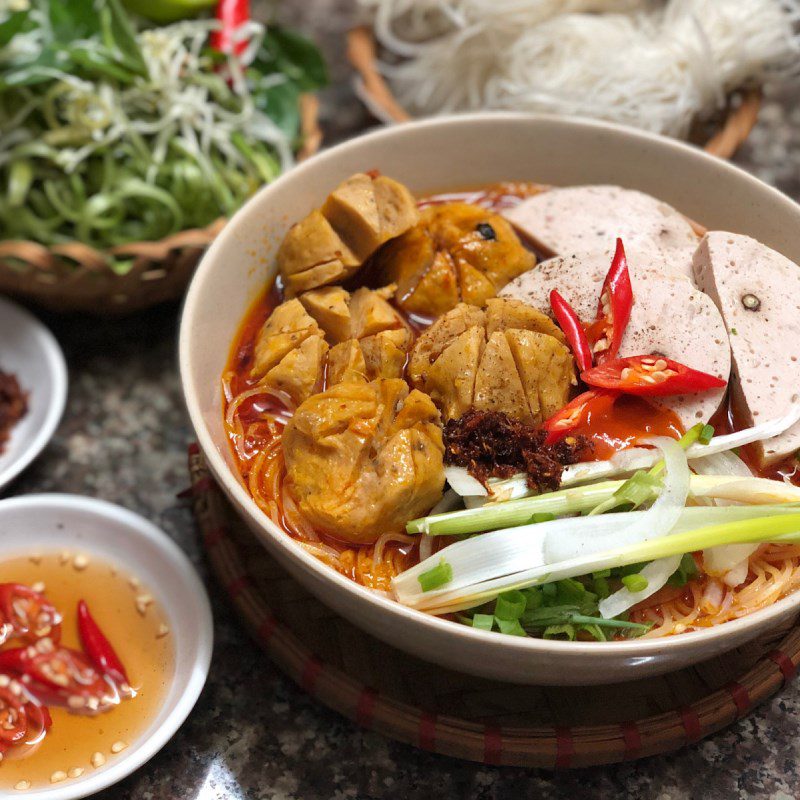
[328,340,368,385]
[505,329,574,424]
[263,335,328,405]
[251,299,322,380]
[473,331,532,423]
[299,286,352,343]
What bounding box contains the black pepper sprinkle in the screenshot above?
[476,222,496,240]
[741,293,761,311]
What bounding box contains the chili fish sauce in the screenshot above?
[0,553,173,792]
[572,395,684,460]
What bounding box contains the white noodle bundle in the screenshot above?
[360,0,800,137]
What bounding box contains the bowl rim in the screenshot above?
[0,493,214,799]
[0,296,68,493]
[180,111,800,660]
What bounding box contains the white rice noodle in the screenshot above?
[361,0,800,137]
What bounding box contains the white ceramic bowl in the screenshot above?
[0,494,214,799]
[0,297,67,493]
[180,113,800,686]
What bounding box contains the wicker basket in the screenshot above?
[347,26,762,161]
[0,95,322,316]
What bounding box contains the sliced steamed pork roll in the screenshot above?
[500,252,731,429]
[503,185,700,282]
[693,232,800,465]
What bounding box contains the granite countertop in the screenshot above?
[6,3,800,798]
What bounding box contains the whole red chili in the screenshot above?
[549,289,593,373]
[77,600,129,687]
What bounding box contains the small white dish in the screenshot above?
[0,494,214,800]
[0,296,67,492]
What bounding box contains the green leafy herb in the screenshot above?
[666,552,699,587]
[543,624,576,640]
[0,2,327,258]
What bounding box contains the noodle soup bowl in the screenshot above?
[181,113,800,685]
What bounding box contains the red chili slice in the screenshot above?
[549,289,593,373]
[77,600,129,687]
[0,677,51,753]
[0,644,120,715]
[587,238,634,363]
[0,584,62,644]
[581,355,728,397]
[0,681,29,748]
[541,390,619,444]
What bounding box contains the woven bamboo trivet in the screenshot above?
[188,445,800,768]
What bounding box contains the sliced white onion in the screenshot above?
[393,513,625,603]
[722,558,750,588]
[418,534,434,562]
[464,495,488,509]
[445,466,487,497]
[693,450,755,585]
[395,504,800,612]
[544,437,690,563]
[599,554,683,619]
[559,405,800,490]
[428,488,462,516]
[691,450,753,479]
[686,403,800,459]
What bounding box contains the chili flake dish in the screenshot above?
[0,553,173,793]
[219,166,800,647]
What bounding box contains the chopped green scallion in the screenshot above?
[495,618,527,637]
[472,614,495,631]
[699,424,715,445]
[418,559,453,592]
[621,574,649,593]
[494,590,527,620]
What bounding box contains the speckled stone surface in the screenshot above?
[5,3,800,798]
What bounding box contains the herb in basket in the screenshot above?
[0,0,327,270]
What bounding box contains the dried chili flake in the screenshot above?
[0,371,27,455]
[443,409,589,493]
